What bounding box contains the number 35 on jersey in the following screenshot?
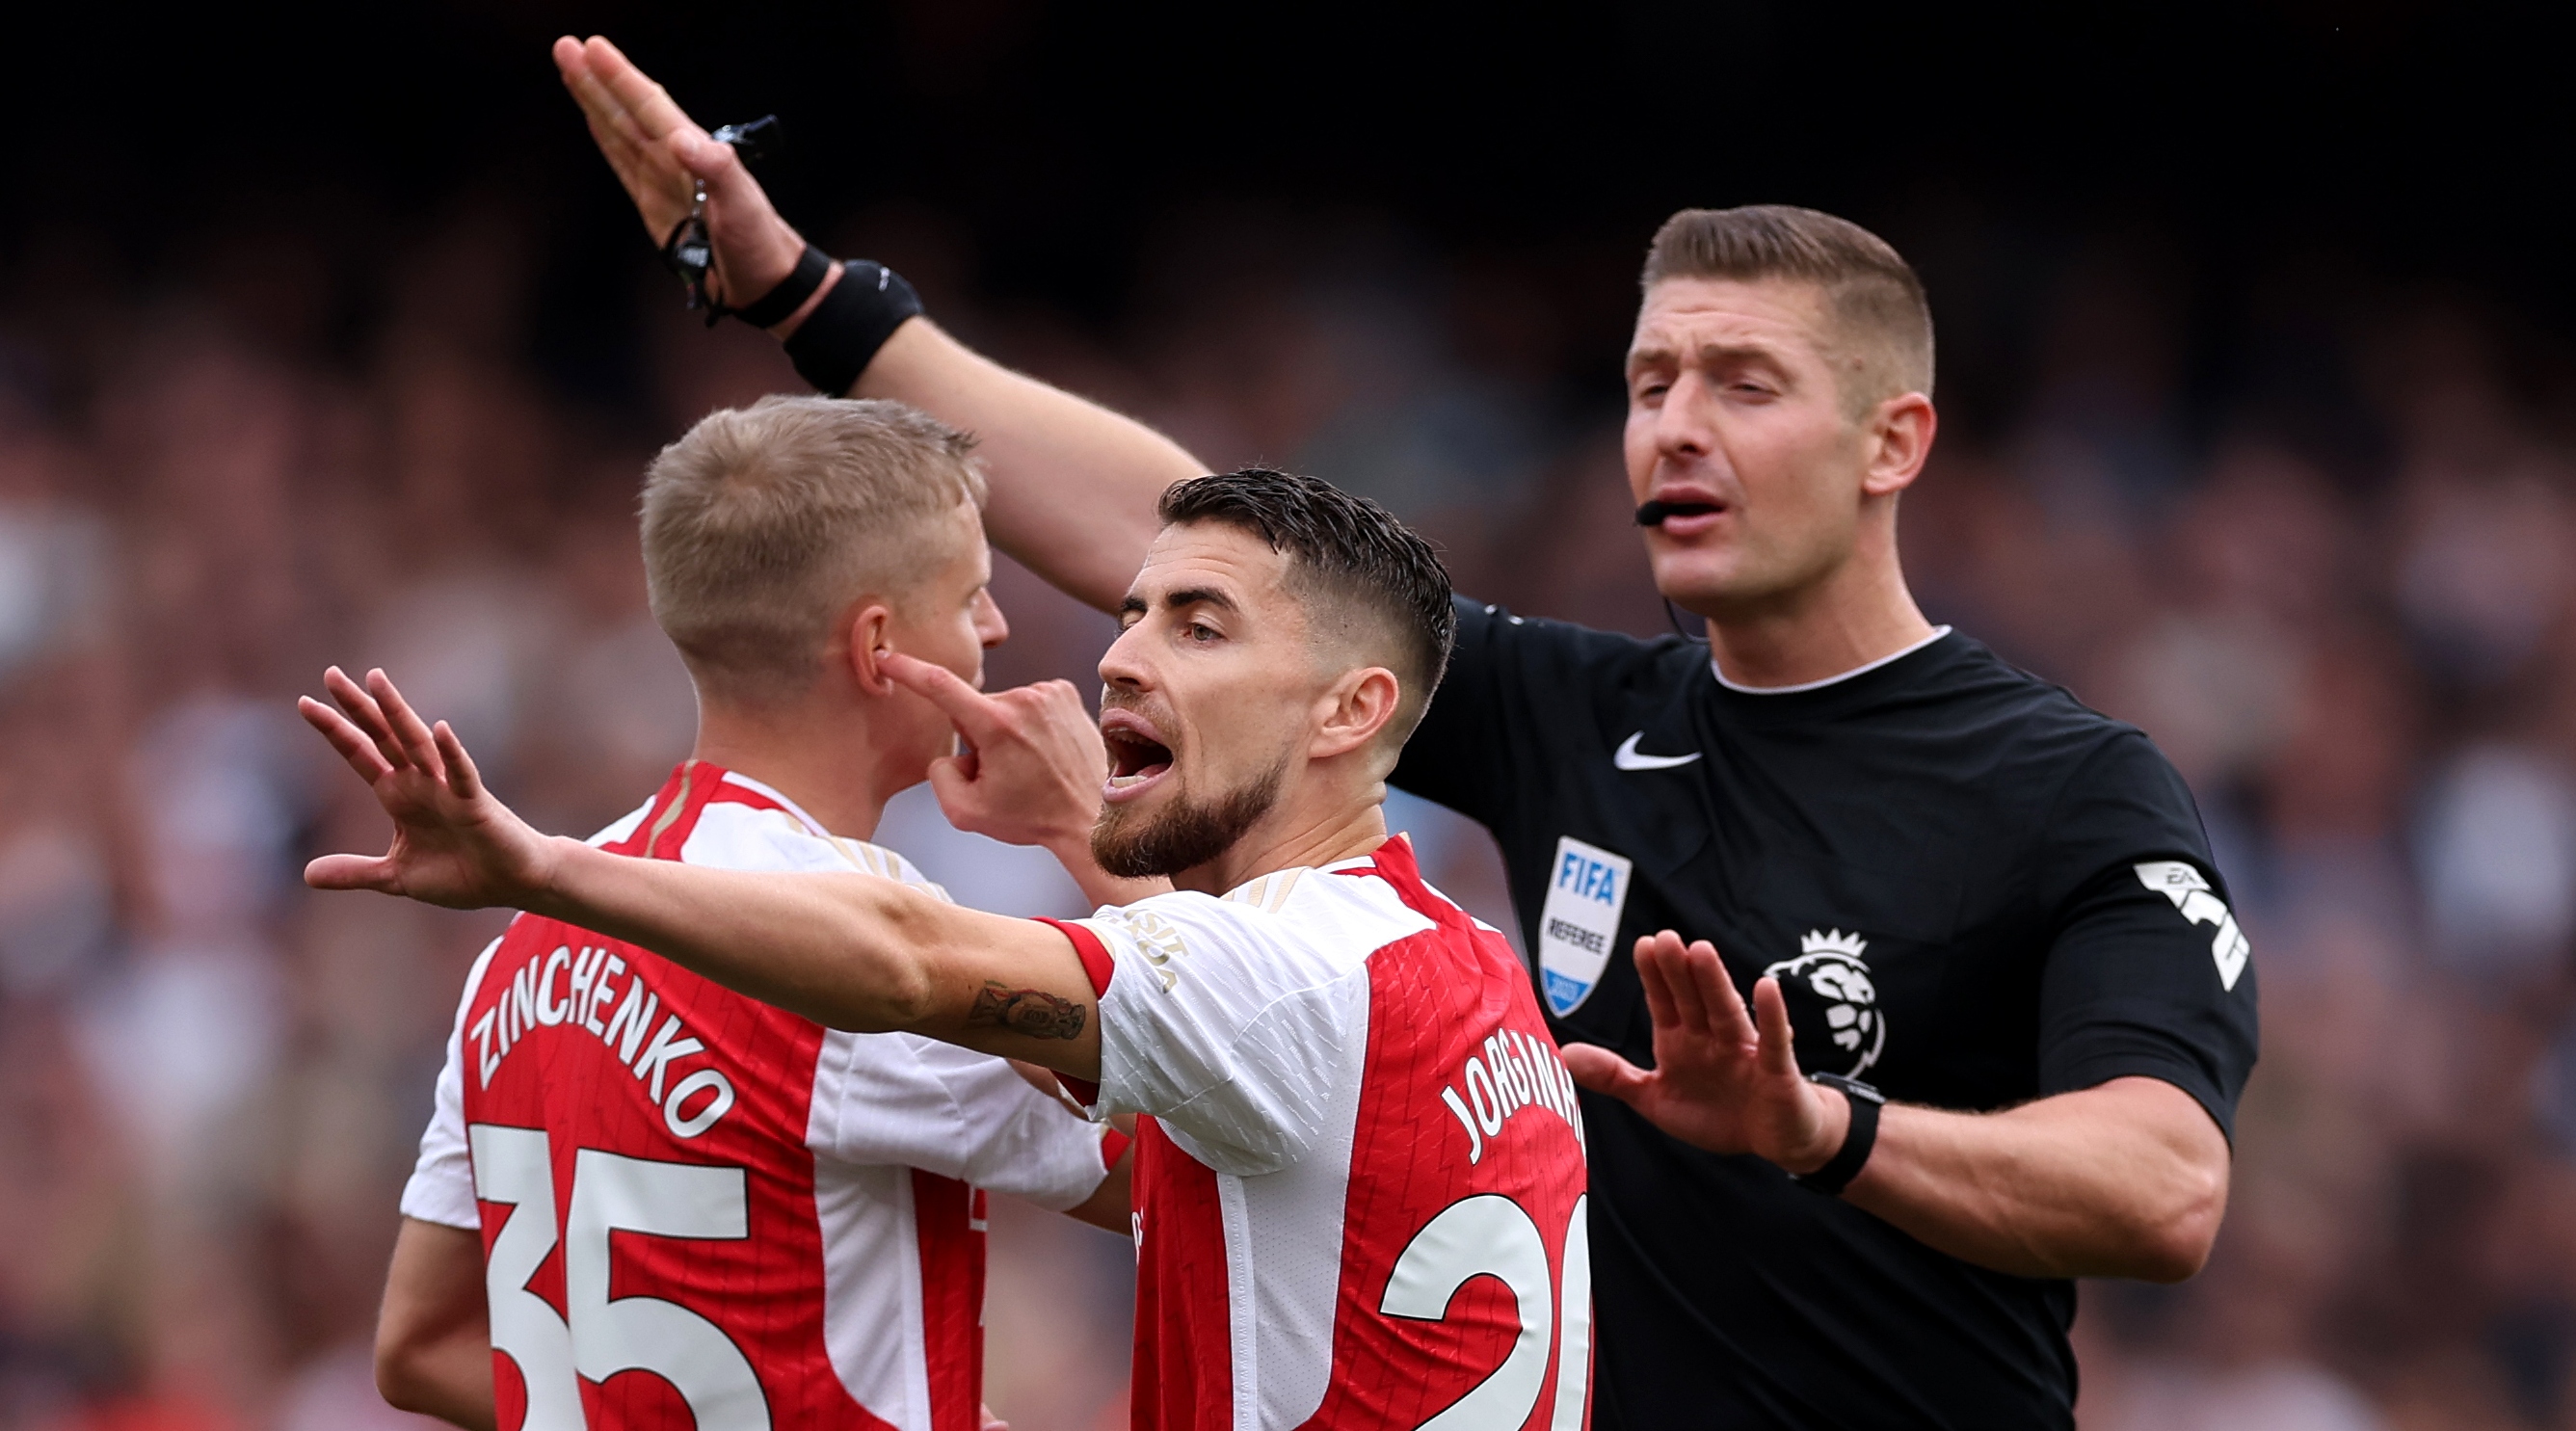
[471,1125,767,1430]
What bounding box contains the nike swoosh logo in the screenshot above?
[1613,732,1704,771]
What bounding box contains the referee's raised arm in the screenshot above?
[554,35,1197,613]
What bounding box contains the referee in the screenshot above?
[556,38,2256,1428]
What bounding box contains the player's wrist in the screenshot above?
[764,257,841,337]
[714,217,811,313]
[1788,1074,1886,1195]
[516,835,589,919]
[1773,1077,1855,1176]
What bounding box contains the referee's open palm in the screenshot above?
[298,666,558,913]
[1562,932,1844,1173]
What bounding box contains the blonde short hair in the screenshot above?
[640,395,985,703]
[1643,204,1934,416]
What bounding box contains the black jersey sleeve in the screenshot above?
[1392,596,1679,836]
[1391,596,1516,827]
[2031,729,2260,1139]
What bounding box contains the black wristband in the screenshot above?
[1791,1073,1885,1196]
[782,260,924,396]
[731,244,834,330]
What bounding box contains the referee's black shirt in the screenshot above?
[1393,597,2260,1431]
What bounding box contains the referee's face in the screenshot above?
[1624,277,1882,618]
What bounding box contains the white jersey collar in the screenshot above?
[1226,834,1406,895]
[711,768,833,836]
[1710,626,1953,695]
[714,768,932,883]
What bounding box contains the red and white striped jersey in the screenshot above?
[1045,835,1592,1431]
[402,761,1113,1431]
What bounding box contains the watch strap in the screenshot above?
[731,244,835,330]
[783,260,925,396]
[1792,1073,1885,1196]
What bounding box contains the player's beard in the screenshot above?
[1092,752,1288,879]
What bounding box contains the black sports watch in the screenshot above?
[1791,1072,1886,1196]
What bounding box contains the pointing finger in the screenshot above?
[882,653,1008,745]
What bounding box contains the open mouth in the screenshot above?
[1102,713,1175,800]
[1634,497,1724,527]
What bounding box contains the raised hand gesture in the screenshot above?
[1560,931,1849,1173]
[299,667,561,912]
[552,35,811,316]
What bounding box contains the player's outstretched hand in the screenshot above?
[1561,931,1849,1175]
[298,667,562,912]
[551,34,810,314]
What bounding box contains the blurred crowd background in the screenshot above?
[0,3,2570,1431]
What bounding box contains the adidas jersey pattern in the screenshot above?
[1050,836,1592,1431]
[401,763,1111,1431]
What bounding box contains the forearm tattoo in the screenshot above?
[969,981,1088,1040]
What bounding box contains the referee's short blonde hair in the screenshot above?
[640,395,985,704]
[1643,204,1934,417]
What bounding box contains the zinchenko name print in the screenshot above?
[469,942,738,1140]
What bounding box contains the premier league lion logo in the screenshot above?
[1763,929,1886,1078]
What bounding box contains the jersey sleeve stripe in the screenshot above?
[1030,916,1114,1109]
[1033,916,1116,997]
